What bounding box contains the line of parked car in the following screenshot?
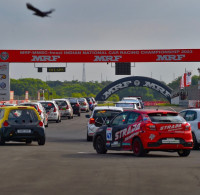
[0,97,97,146]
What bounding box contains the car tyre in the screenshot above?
[177,149,190,157]
[95,136,107,154]
[45,122,48,128]
[192,133,199,150]
[38,136,45,145]
[78,113,81,117]
[0,137,5,145]
[132,138,145,157]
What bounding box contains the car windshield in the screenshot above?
[8,109,38,124]
[148,113,185,123]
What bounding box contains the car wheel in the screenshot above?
[38,136,45,145]
[78,113,81,117]
[56,117,59,123]
[192,133,199,150]
[87,133,93,141]
[95,136,107,154]
[132,138,145,157]
[71,115,73,119]
[0,137,5,145]
[68,116,71,119]
[177,149,190,157]
[26,139,32,144]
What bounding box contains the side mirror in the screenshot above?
[85,114,90,118]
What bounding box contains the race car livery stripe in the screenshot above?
[115,123,141,140]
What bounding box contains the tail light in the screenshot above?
[184,123,191,131]
[144,123,156,131]
[198,122,200,130]
[83,102,87,105]
[53,107,57,112]
[38,108,42,115]
[66,105,69,109]
[89,118,95,124]
[38,121,43,127]
[3,120,9,127]
[76,103,79,107]
[89,102,92,105]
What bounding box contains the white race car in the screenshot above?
[85,106,123,141]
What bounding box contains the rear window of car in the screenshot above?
[116,103,136,108]
[55,101,67,106]
[93,110,122,119]
[40,102,55,112]
[69,99,77,103]
[22,104,38,110]
[8,109,39,124]
[148,113,185,123]
[93,110,122,127]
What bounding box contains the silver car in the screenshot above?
[53,99,73,119]
[78,98,89,112]
[38,100,61,123]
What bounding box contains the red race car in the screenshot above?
[93,109,193,157]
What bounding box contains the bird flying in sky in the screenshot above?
[26,3,55,17]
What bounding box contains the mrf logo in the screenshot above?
[31,55,60,62]
[94,56,122,62]
[156,54,185,61]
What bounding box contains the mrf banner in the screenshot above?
[1,49,200,63]
[0,62,10,101]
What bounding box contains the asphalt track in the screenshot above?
[0,107,200,195]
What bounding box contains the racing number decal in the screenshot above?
[106,128,112,141]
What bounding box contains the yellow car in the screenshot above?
[0,106,45,145]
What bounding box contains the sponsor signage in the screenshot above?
[47,67,66,72]
[95,76,172,102]
[1,49,200,63]
[0,62,10,101]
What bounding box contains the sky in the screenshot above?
[1,0,200,84]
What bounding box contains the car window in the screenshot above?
[111,112,129,126]
[8,109,39,124]
[0,109,5,119]
[148,113,185,123]
[55,101,67,106]
[184,111,197,121]
[127,112,140,125]
[40,102,55,112]
[179,111,186,118]
[116,103,136,108]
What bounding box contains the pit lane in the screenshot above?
[0,108,199,195]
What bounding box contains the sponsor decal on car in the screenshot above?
[160,124,182,131]
[149,134,156,140]
[106,127,112,141]
[115,123,141,141]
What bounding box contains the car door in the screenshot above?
[105,112,130,148]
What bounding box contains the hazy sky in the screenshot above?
[1,0,200,84]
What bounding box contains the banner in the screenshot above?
[1,49,200,63]
[180,72,192,89]
[0,62,10,101]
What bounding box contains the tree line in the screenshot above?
[11,76,198,101]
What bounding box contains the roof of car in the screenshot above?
[93,106,123,111]
[127,109,178,114]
